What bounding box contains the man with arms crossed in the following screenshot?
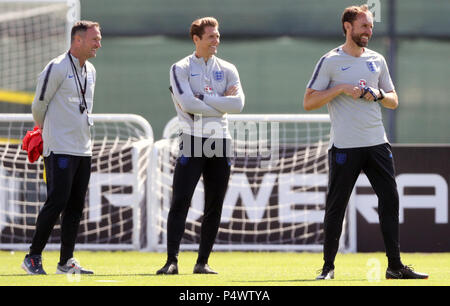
[303,5,427,280]
[22,21,102,275]
[157,17,244,275]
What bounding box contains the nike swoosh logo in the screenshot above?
[341,67,351,71]
[190,73,200,77]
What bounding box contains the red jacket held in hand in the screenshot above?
[22,126,43,163]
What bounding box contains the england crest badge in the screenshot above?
[213,70,224,82]
[366,61,379,73]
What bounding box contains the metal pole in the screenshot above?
[386,0,397,143]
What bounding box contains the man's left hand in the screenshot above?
[360,86,380,102]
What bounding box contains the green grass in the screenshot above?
[1,251,448,286]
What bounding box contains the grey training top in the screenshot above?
[307,46,395,149]
[170,52,245,139]
[32,52,96,157]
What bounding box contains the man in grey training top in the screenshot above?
[303,5,428,280]
[22,20,102,275]
[157,17,244,275]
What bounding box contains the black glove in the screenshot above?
[359,86,378,101]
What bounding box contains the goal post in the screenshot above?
[0,0,79,110]
[147,114,357,252]
[0,113,153,250]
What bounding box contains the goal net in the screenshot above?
[147,114,356,252]
[0,0,78,105]
[0,114,153,250]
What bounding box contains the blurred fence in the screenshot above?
[83,0,450,38]
[1,0,449,142]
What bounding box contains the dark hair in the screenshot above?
[71,20,100,42]
[189,17,218,40]
[341,4,371,35]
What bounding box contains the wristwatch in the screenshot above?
[378,88,386,101]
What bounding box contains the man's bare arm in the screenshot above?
[303,84,361,111]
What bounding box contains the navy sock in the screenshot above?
[167,254,178,263]
[388,257,403,270]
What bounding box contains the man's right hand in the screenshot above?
[304,83,362,111]
[340,84,363,100]
[224,85,238,96]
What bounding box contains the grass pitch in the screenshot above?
[1,251,448,286]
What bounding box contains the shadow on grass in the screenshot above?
[0,273,194,277]
[231,278,367,283]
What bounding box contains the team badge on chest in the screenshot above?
[213,70,224,82]
[366,61,379,73]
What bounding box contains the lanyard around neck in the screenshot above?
[68,51,88,113]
